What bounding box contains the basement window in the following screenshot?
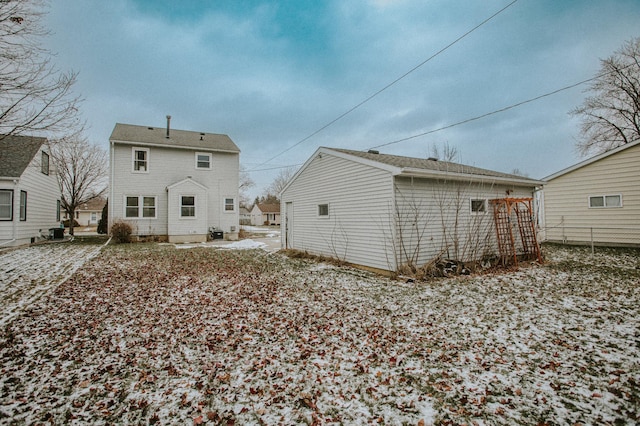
[589,194,622,208]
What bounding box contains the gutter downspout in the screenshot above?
[109,141,114,235]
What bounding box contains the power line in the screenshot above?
[248,0,520,171]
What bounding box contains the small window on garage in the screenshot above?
[471,199,486,213]
[318,204,329,217]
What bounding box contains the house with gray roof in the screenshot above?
[280,147,543,273]
[1,135,61,247]
[109,119,240,242]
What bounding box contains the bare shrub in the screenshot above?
[110,221,133,243]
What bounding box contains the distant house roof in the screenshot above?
[109,123,240,153]
[0,135,47,178]
[543,139,640,181]
[239,207,251,215]
[257,203,280,213]
[78,197,107,212]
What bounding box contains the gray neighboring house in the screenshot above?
[109,121,241,243]
[543,140,640,247]
[0,135,61,247]
[280,147,543,273]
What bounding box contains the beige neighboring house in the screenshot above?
[62,197,106,227]
[280,147,543,273]
[250,203,281,226]
[109,120,241,243]
[239,206,251,225]
[543,140,640,247]
[0,135,61,247]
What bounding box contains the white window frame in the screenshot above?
[124,195,157,219]
[19,191,27,221]
[0,190,13,221]
[224,198,235,212]
[588,194,622,209]
[470,198,487,214]
[195,152,212,170]
[41,151,50,175]
[180,195,196,218]
[318,203,329,218]
[132,147,150,173]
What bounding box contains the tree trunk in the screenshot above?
[69,208,75,236]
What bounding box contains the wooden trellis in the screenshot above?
[490,198,542,266]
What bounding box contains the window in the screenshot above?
[20,191,27,221]
[41,151,49,175]
[589,194,622,208]
[195,153,212,169]
[91,212,98,223]
[181,196,195,217]
[224,198,235,212]
[0,190,13,221]
[318,204,329,217]
[56,200,61,222]
[126,196,157,218]
[132,148,149,172]
[471,199,486,213]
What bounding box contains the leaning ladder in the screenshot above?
[491,200,517,266]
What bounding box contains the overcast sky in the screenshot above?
[44,0,640,201]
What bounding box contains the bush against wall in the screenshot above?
[110,221,133,243]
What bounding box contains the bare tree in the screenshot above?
[266,166,298,200]
[429,142,459,162]
[51,134,107,235]
[0,0,82,139]
[239,165,255,207]
[572,37,640,156]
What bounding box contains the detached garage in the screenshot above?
[280,148,543,273]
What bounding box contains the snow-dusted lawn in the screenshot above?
[1,243,638,425]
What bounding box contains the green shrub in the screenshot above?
[111,221,133,243]
[97,200,108,234]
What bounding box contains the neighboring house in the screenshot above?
[62,197,106,227]
[543,140,640,247]
[251,203,281,226]
[109,121,240,243]
[239,206,251,226]
[0,135,61,247]
[280,147,543,273]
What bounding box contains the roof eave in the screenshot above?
[397,167,544,187]
[109,139,240,154]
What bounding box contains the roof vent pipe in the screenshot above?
[166,115,171,139]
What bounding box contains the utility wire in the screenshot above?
[248,0,519,171]
[367,62,638,150]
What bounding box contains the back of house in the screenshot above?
[109,121,241,243]
[0,135,61,247]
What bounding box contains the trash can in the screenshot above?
[49,228,64,239]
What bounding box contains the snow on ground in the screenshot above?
[0,243,639,425]
[0,241,104,327]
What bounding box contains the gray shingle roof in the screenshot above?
[0,135,47,178]
[330,148,541,183]
[109,123,240,153]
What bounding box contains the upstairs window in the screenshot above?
[0,190,13,221]
[132,148,149,172]
[181,196,196,217]
[589,194,622,208]
[41,151,50,175]
[195,153,212,169]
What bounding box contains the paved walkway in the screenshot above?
[0,241,105,327]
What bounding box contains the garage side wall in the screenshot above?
[281,153,397,271]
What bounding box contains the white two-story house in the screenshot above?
[109,120,240,243]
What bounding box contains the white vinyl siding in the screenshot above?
[281,152,395,271]
[544,142,640,245]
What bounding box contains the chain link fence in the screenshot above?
[540,225,640,253]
